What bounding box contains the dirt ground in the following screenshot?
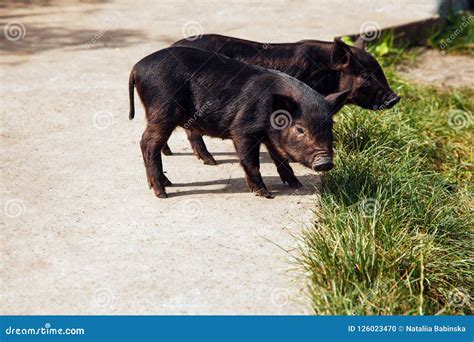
[1,0,439,314]
[399,49,474,88]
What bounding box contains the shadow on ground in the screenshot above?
[0,0,111,10]
[0,24,145,55]
[166,174,318,198]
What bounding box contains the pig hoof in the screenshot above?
[155,191,168,199]
[162,146,173,156]
[288,179,303,189]
[255,188,273,198]
[202,157,217,165]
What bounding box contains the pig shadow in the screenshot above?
[167,174,320,198]
[169,151,275,165]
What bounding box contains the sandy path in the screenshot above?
[1,0,437,314]
[398,50,474,89]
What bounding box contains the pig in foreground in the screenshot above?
[129,47,349,198]
[161,34,400,165]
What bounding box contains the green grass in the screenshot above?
[428,11,474,55]
[298,35,473,315]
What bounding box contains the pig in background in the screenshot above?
[162,34,400,165]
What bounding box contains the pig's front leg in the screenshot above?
[233,136,273,198]
[264,141,302,188]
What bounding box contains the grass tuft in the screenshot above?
[298,37,473,315]
[428,11,474,55]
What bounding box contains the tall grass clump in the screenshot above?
[428,11,474,55]
[298,40,473,314]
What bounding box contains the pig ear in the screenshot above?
[331,38,351,68]
[325,89,351,115]
[272,94,297,113]
[354,35,367,50]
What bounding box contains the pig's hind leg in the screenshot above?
[185,129,217,165]
[233,136,273,198]
[264,141,302,189]
[161,143,173,156]
[140,123,174,198]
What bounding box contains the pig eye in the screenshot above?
[296,126,305,135]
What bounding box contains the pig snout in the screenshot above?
[312,155,334,172]
[378,92,400,109]
[384,94,401,108]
